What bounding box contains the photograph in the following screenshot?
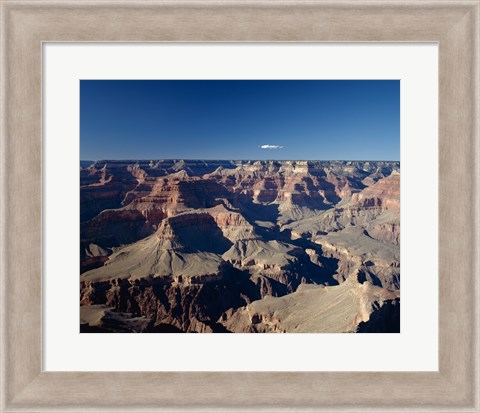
[79,79,400,333]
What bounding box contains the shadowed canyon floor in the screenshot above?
[80,160,400,333]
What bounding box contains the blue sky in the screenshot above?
[80,80,399,161]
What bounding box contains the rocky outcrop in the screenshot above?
[220,275,399,333]
[350,172,400,212]
[314,226,400,290]
[285,172,400,247]
[80,163,139,222]
[80,304,152,333]
[80,262,262,333]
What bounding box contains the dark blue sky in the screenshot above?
[80,80,399,161]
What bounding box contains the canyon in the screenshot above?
[80,159,400,333]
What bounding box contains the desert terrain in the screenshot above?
[80,160,400,333]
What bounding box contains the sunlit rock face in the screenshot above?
[80,160,400,333]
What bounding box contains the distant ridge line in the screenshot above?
[81,159,400,163]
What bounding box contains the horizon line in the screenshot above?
[80,158,401,162]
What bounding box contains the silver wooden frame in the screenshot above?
[1,1,479,412]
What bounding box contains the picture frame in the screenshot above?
[1,0,478,411]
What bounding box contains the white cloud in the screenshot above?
[259,144,285,150]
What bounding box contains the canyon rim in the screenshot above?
[80,80,400,333]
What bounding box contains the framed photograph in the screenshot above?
[1,1,478,412]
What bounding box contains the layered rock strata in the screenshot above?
[80,160,400,333]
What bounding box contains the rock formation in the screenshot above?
[80,160,400,333]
